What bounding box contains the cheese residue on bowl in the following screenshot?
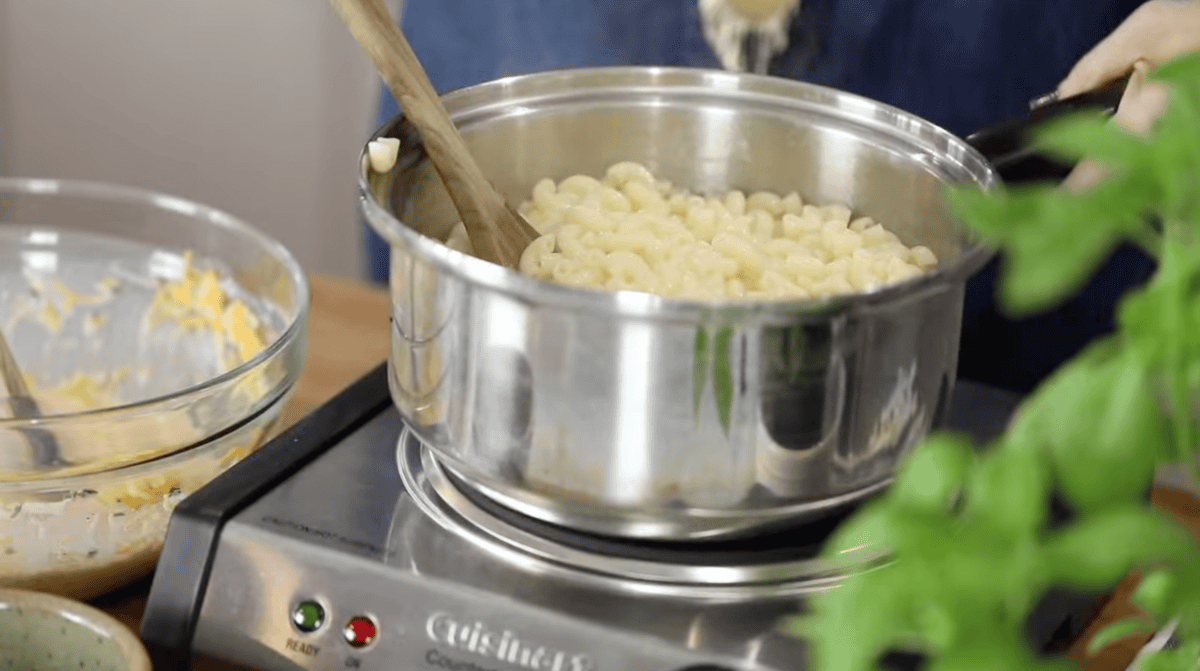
[30,370,129,414]
[0,250,275,478]
[5,275,120,336]
[146,251,268,370]
[0,249,284,599]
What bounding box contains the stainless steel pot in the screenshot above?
[359,67,998,541]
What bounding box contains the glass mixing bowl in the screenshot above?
[0,178,309,598]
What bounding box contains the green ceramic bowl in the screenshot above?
[0,589,151,671]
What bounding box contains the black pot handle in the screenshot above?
[965,75,1131,184]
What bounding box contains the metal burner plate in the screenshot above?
[398,429,853,597]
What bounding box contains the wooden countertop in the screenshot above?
[88,272,1199,671]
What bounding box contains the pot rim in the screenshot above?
[359,65,999,322]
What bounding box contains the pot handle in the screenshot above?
[965,74,1130,184]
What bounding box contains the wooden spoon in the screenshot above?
[328,0,540,269]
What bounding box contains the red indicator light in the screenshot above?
[344,615,378,648]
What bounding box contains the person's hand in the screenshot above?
[1057,1,1199,192]
[1058,0,1200,99]
[1061,59,1172,191]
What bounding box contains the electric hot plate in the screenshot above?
[140,364,1105,671]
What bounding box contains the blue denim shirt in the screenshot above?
[368,0,1155,392]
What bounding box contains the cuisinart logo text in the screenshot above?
[425,611,597,671]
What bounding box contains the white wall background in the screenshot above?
[0,0,384,279]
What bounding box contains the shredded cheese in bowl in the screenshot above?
[0,214,305,599]
[1,251,273,477]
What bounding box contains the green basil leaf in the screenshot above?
[763,325,809,384]
[1134,641,1200,671]
[1034,111,1154,170]
[913,603,957,650]
[805,562,928,671]
[1044,348,1169,515]
[1003,390,1058,461]
[775,614,809,639]
[692,327,710,422]
[1119,286,1172,366]
[948,144,1160,316]
[924,632,1075,671]
[1117,240,1200,464]
[1086,618,1158,656]
[792,55,1200,671]
[1146,55,1200,230]
[786,326,806,380]
[1042,505,1200,590]
[1117,240,1200,362]
[1004,337,1119,463]
[1000,242,1114,316]
[1152,49,1200,89]
[947,180,1147,316]
[819,501,956,567]
[999,183,1151,315]
[943,184,1048,240]
[712,327,735,433]
[1133,569,1176,616]
[821,499,900,558]
[1149,97,1200,222]
[917,534,1037,623]
[1091,351,1171,496]
[964,441,1049,537]
[890,433,976,516]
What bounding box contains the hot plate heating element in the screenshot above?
[141,364,1106,671]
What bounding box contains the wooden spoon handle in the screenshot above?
[334,0,441,110]
[328,0,539,268]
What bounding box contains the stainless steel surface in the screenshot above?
[194,407,821,671]
[1030,90,1061,110]
[399,428,854,595]
[359,66,1000,540]
[0,329,66,469]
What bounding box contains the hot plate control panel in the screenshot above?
[192,524,773,671]
[286,598,378,649]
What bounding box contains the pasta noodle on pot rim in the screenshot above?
[443,161,938,301]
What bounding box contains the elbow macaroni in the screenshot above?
[458,161,938,300]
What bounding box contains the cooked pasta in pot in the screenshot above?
[445,161,938,300]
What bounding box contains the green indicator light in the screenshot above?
[293,601,325,633]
